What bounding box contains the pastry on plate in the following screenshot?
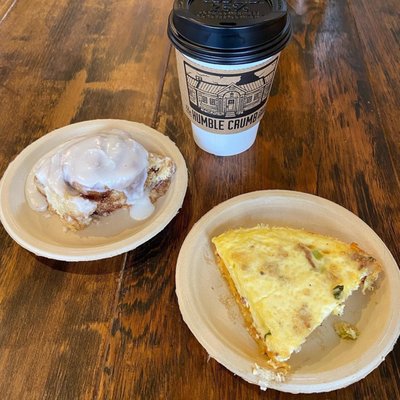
[25,130,176,230]
[212,226,382,379]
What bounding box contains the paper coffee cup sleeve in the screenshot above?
[175,52,280,135]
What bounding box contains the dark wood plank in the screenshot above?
[96,0,399,398]
[0,0,173,399]
[347,0,400,263]
[280,0,400,257]
[0,0,171,173]
[349,0,400,177]
[0,0,398,399]
[0,248,123,400]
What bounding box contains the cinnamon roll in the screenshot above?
[25,130,176,230]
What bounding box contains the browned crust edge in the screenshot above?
[214,252,290,375]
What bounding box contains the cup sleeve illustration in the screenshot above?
[176,54,280,134]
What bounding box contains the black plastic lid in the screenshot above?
[168,0,292,65]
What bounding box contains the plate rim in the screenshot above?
[0,119,188,261]
[175,189,400,393]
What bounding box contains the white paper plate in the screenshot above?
[0,120,188,261]
[176,190,400,393]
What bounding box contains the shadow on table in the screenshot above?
[36,254,123,275]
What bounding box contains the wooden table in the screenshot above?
[0,0,399,399]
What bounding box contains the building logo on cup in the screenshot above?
[177,55,279,134]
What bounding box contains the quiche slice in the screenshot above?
[211,226,382,377]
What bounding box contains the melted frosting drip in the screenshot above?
[25,130,155,221]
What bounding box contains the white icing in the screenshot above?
[62,132,148,197]
[129,195,155,220]
[25,168,48,211]
[25,130,154,221]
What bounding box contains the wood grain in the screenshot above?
[0,0,172,399]
[0,0,399,399]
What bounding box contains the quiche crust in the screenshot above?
[212,226,382,377]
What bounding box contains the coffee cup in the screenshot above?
[168,0,292,156]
